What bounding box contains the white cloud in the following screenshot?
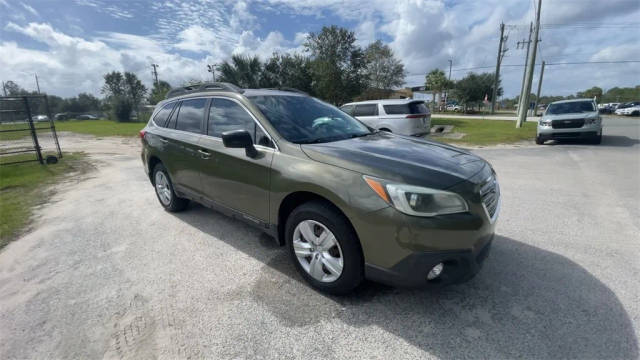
[21,2,39,16]
[2,0,639,98]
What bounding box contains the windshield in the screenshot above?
[546,101,595,115]
[248,95,372,143]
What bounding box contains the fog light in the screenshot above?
[427,262,444,280]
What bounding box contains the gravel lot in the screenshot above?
[1,117,638,359]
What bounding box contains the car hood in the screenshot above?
[543,112,598,120]
[300,131,488,190]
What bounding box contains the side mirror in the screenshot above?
[221,130,258,158]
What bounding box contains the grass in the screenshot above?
[431,117,537,146]
[0,119,145,141]
[0,153,88,249]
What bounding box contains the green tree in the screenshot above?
[101,71,147,122]
[452,72,502,110]
[304,25,367,104]
[148,80,171,105]
[425,69,451,104]
[363,40,405,90]
[577,86,603,101]
[216,55,263,88]
[3,80,27,95]
[260,53,313,93]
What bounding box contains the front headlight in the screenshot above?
[584,116,600,125]
[539,119,552,126]
[364,176,468,217]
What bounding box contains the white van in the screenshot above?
[340,99,431,136]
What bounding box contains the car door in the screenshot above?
[353,104,380,129]
[198,97,275,223]
[163,98,207,197]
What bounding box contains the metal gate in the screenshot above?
[0,95,63,165]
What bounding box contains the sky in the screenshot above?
[0,0,638,98]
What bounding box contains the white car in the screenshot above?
[340,99,431,136]
[616,105,640,116]
[446,104,461,111]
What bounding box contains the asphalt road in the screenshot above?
[1,117,638,359]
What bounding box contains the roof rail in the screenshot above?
[165,82,244,99]
[262,87,309,96]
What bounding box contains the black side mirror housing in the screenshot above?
[221,130,258,158]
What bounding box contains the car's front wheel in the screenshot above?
[535,136,545,145]
[153,163,189,212]
[286,201,363,294]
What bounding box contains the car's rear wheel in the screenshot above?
[286,201,363,294]
[153,163,189,212]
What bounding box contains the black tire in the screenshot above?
[152,163,189,212]
[592,134,602,144]
[285,201,364,295]
[535,136,545,145]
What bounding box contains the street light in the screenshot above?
[207,64,216,82]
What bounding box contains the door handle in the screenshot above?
[198,149,211,159]
[158,137,169,143]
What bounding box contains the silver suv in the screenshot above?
[537,99,602,144]
[340,99,431,136]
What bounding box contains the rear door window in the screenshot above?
[354,104,378,116]
[340,105,354,115]
[175,98,206,133]
[153,102,176,127]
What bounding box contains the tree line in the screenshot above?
[502,85,640,109]
[215,26,405,105]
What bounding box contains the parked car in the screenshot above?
[77,114,98,120]
[140,84,500,294]
[340,99,431,136]
[446,104,461,111]
[34,115,49,122]
[537,98,602,144]
[616,105,640,116]
[614,102,640,115]
[54,113,69,121]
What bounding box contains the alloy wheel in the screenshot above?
[292,220,344,282]
[155,171,172,206]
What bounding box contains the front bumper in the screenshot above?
[537,123,602,140]
[365,232,493,287]
[351,166,498,288]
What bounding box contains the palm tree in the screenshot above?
[425,69,449,106]
[216,55,263,88]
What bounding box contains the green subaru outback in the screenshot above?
[141,83,499,294]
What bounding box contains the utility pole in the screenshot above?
[35,73,41,94]
[517,22,533,111]
[151,64,159,85]
[533,60,545,116]
[443,59,452,110]
[517,0,541,128]
[491,23,508,114]
[207,64,216,82]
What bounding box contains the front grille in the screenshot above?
[552,119,584,129]
[480,176,500,220]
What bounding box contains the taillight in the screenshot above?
[139,130,146,139]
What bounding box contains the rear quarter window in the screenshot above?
[384,102,428,115]
[152,102,176,127]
